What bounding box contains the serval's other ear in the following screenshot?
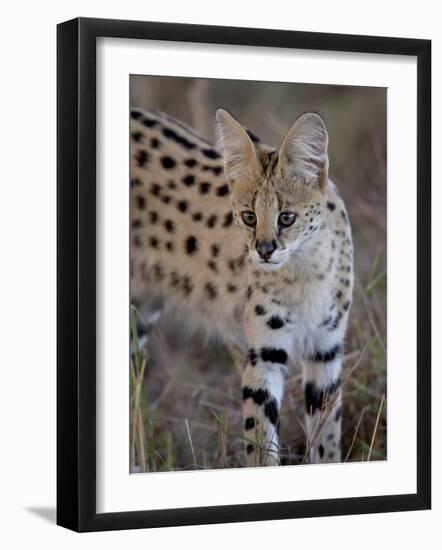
[216,109,260,183]
[278,112,329,190]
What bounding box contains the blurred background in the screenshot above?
[130,75,387,472]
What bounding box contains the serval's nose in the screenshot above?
[256,239,277,261]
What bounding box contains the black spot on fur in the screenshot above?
[223,212,234,227]
[207,215,217,228]
[341,210,348,223]
[309,344,342,363]
[167,181,177,190]
[202,164,223,176]
[165,241,174,252]
[260,348,288,364]
[149,211,158,224]
[182,275,194,296]
[252,388,268,405]
[130,177,142,187]
[242,386,268,405]
[207,260,217,272]
[164,219,175,233]
[131,131,143,143]
[330,311,344,330]
[211,244,220,257]
[304,383,321,414]
[248,348,258,366]
[162,127,196,150]
[151,137,161,149]
[246,444,254,455]
[192,212,203,222]
[205,282,218,299]
[264,399,279,425]
[185,236,198,255]
[199,182,211,194]
[327,202,336,212]
[216,184,229,197]
[246,286,253,300]
[161,195,171,204]
[130,109,142,120]
[184,158,197,168]
[177,200,188,213]
[304,379,341,414]
[267,316,285,330]
[243,387,278,428]
[161,156,176,169]
[242,386,253,400]
[227,284,237,293]
[201,147,221,159]
[149,236,159,249]
[318,444,324,459]
[150,183,161,197]
[343,300,351,311]
[135,195,145,209]
[183,175,195,187]
[135,149,149,167]
[245,417,256,431]
[142,116,157,128]
[255,304,266,316]
[131,219,142,229]
[335,407,342,421]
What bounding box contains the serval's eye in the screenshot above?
[241,211,257,227]
[278,212,297,227]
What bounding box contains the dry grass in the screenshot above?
[129,76,387,472]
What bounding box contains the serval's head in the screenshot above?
[216,109,329,272]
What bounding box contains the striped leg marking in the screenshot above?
[242,349,286,466]
[242,295,294,466]
[303,343,343,463]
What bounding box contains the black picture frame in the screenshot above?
[57,17,431,532]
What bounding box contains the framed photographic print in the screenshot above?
[57,17,431,532]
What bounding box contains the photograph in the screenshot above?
[129,75,387,473]
[54,13,431,534]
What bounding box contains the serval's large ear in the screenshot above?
[278,112,329,190]
[216,109,260,183]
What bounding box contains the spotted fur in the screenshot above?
[130,107,353,466]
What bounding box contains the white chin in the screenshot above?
[256,260,283,272]
[249,250,288,272]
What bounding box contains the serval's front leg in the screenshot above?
[302,342,343,463]
[242,297,293,467]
